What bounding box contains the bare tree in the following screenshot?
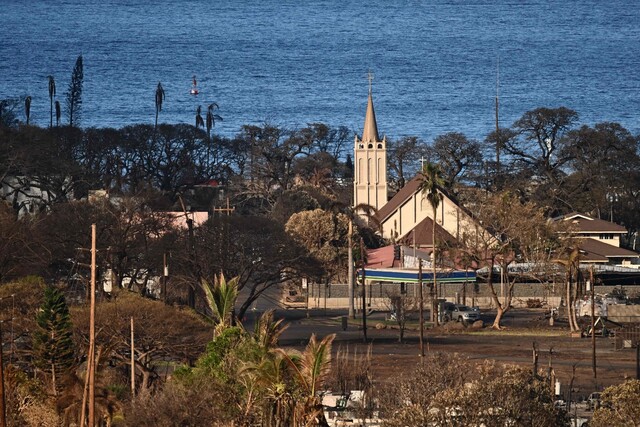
[458,192,562,329]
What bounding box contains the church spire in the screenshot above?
[361,71,380,143]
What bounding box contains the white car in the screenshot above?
[450,305,480,324]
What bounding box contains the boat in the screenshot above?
[190,75,199,95]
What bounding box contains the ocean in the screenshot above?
[1,0,639,142]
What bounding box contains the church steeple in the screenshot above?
[361,92,380,143]
[353,73,387,212]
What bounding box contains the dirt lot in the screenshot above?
[274,308,639,399]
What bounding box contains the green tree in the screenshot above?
[154,82,164,129]
[66,55,83,127]
[203,273,239,337]
[277,334,335,426]
[591,379,640,427]
[48,75,56,128]
[32,286,75,396]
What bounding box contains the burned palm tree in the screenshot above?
[154,82,165,129]
[24,95,32,125]
[48,75,56,128]
[195,105,204,128]
[205,102,222,138]
[205,103,223,165]
[55,101,61,127]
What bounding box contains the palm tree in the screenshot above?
[205,103,223,165]
[418,162,445,326]
[154,82,165,129]
[205,102,222,138]
[195,105,204,128]
[202,273,239,337]
[24,95,31,125]
[277,334,335,426]
[55,100,61,127]
[48,75,56,128]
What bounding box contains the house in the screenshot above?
[555,213,639,266]
[1,175,74,217]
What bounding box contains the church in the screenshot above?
[352,86,481,267]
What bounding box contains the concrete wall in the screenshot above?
[607,305,640,323]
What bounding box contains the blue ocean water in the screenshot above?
[1,0,639,142]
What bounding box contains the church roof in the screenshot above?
[375,176,422,223]
[398,216,457,248]
[360,93,380,143]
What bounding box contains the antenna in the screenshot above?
[495,56,500,134]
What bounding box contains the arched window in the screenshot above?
[377,143,383,149]
[368,143,373,149]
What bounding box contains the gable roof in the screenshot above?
[398,216,457,248]
[557,213,627,233]
[375,176,422,222]
[579,238,639,261]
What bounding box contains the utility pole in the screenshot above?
[81,225,97,426]
[348,219,355,319]
[212,197,235,216]
[130,317,135,397]
[590,267,597,382]
[0,321,7,427]
[162,252,168,304]
[89,224,96,427]
[360,238,367,343]
[179,196,199,309]
[636,342,640,380]
[418,259,424,358]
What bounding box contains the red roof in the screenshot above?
[398,216,457,248]
[365,245,399,268]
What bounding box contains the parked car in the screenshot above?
[440,302,457,322]
[450,305,480,324]
[587,392,601,410]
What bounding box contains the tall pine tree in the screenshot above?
[32,286,75,395]
[66,55,83,127]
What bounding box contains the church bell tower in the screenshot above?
[353,77,387,213]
